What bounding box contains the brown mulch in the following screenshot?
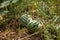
[0,29,41,40]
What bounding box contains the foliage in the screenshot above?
[0,0,60,40]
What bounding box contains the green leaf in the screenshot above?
[0,1,11,8]
[0,10,9,15]
[12,0,19,3]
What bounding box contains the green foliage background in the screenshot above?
[0,0,60,40]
